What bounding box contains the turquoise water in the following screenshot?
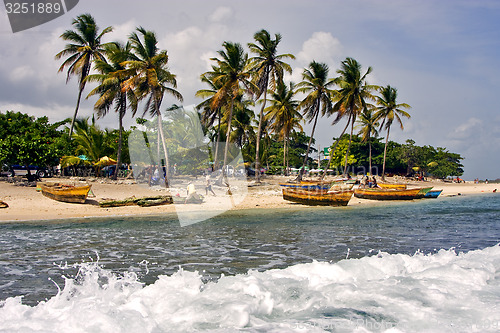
[0,194,499,332]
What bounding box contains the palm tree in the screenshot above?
[72,116,106,163]
[86,42,138,180]
[206,41,254,179]
[265,82,302,175]
[55,14,113,137]
[357,107,379,175]
[374,85,411,178]
[296,61,335,180]
[124,27,183,186]
[322,57,376,179]
[248,29,295,182]
[196,69,227,168]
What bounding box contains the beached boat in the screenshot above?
[378,183,407,190]
[282,188,354,206]
[279,178,356,190]
[39,182,92,204]
[416,187,434,198]
[279,181,330,190]
[0,201,8,208]
[354,187,424,200]
[424,189,443,198]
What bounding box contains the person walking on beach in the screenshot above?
[205,174,216,196]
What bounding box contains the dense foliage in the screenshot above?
[0,111,71,168]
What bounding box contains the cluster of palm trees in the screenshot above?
[56,13,411,185]
[56,14,182,183]
[197,35,411,181]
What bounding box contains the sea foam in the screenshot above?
[1,244,499,332]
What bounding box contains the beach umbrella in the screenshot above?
[60,155,91,168]
[95,156,117,167]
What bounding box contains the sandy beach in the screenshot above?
[0,176,498,222]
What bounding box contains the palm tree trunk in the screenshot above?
[298,108,319,181]
[283,135,286,176]
[382,127,390,179]
[157,106,170,188]
[343,120,355,177]
[213,108,222,169]
[368,136,372,176]
[113,105,125,180]
[320,115,351,180]
[222,98,235,181]
[286,136,290,176]
[255,77,269,183]
[69,87,84,137]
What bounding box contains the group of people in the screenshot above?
[184,174,217,204]
[361,175,378,188]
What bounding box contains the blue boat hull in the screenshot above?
[425,189,443,198]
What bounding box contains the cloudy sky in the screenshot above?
[1,0,499,179]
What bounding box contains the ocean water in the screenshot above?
[0,194,499,332]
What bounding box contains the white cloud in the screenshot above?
[209,6,233,23]
[448,117,483,140]
[296,31,343,66]
[9,66,35,82]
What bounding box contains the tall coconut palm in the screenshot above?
[124,27,183,187]
[248,29,295,182]
[55,14,113,137]
[196,69,227,168]
[86,42,138,180]
[322,57,376,179]
[265,82,302,175]
[206,41,254,179]
[374,85,411,178]
[357,107,379,175]
[296,61,335,180]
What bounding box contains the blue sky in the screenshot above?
[1,0,499,179]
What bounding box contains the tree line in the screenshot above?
[0,13,464,181]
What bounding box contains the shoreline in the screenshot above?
[0,176,498,223]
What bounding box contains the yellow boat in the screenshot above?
[354,187,424,200]
[39,183,92,204]
[282,188,354,206]
[377,183,407,189]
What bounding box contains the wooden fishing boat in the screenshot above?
[424,189,443,198]
[39,183,92,204]
[416,187,434,198]
[279,178,355,190]
[377,183,407,190]
[0,201,8,208]
[279,181,331,190]
[354,187,424,200]
[282,188,354,206]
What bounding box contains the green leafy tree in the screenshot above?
[374,85,411,178]
[296,61,335,180]
[0,111,69,175]
[248,29,295,182]
[55,14,113,137]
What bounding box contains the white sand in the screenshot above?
[0,176,497,222]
